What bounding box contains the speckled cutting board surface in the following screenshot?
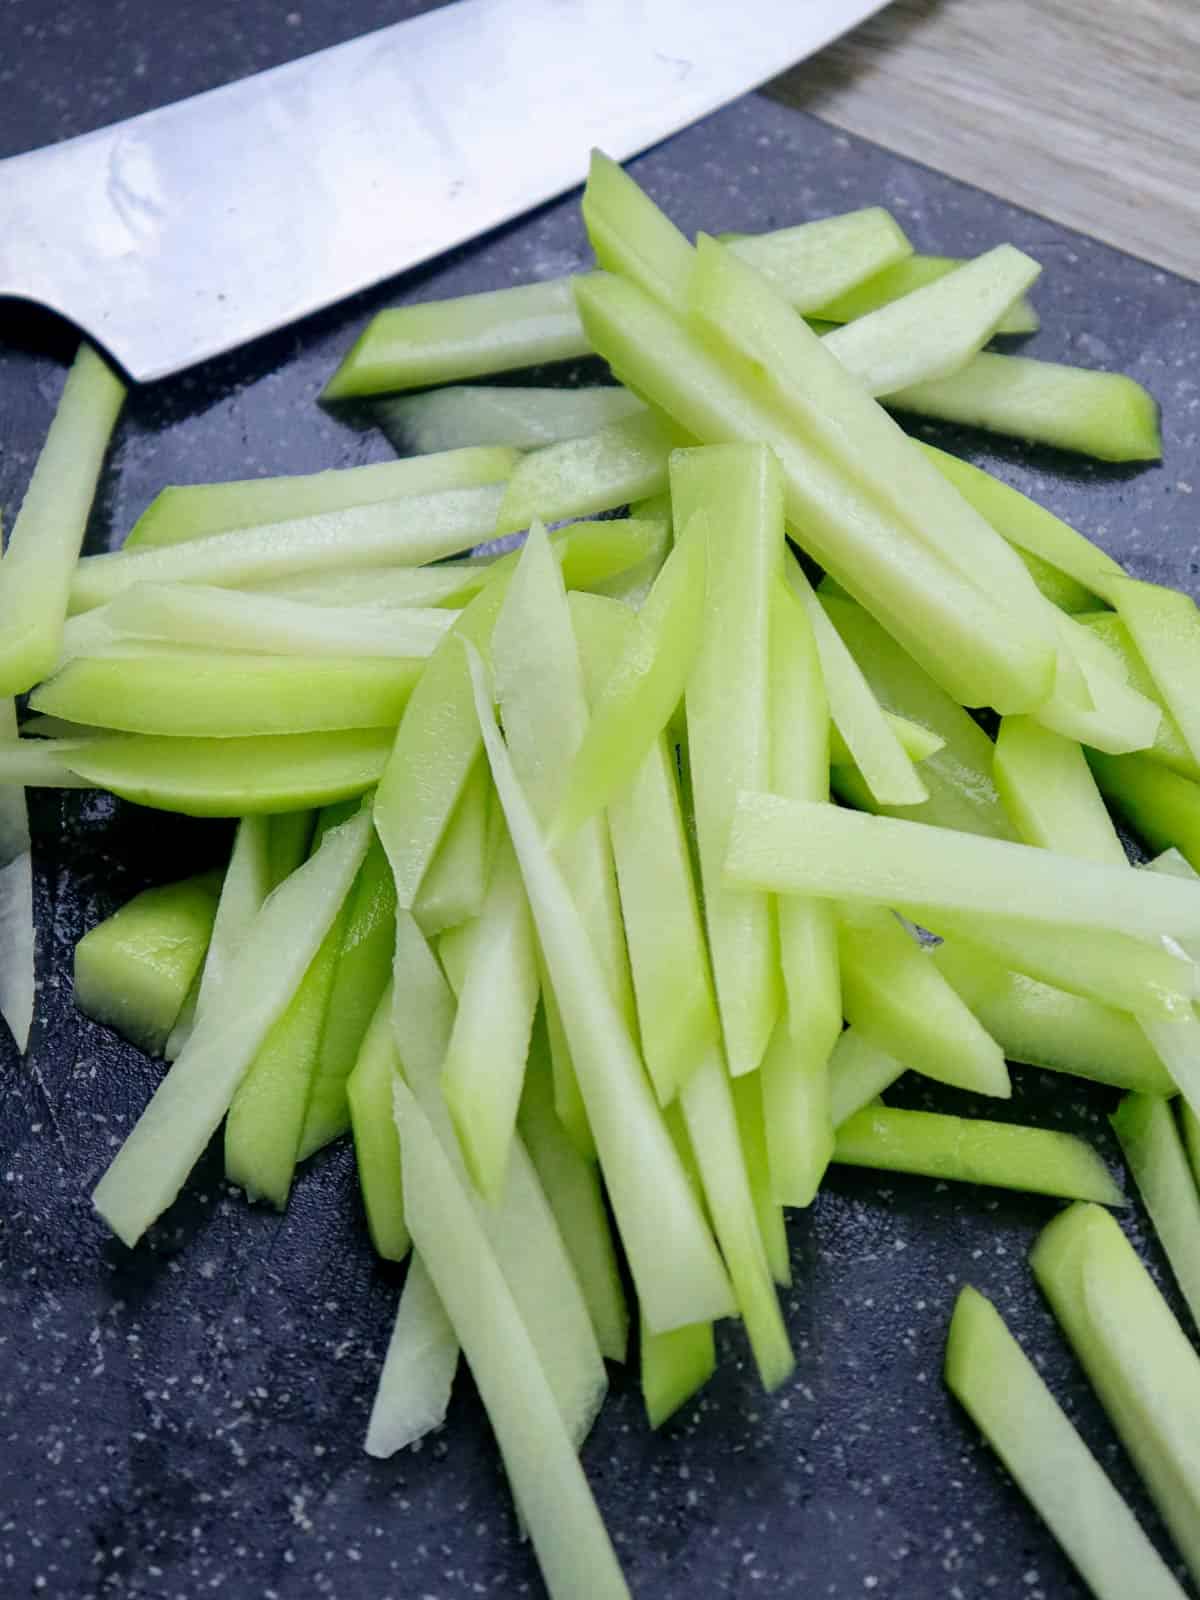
[2,5,1200,1599]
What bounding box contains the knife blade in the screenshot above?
[0,0,887,383]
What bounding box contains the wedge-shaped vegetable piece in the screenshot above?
[945,1286,1187,1600]
[518,1021,629,1363]
[933,943,1174,1094]
[442,835,539,1201]
[686,233,1068,715]
[828,1029,904,1128]
[556,525,707,838]
[641,1316,715,1430]
[1032,1202,1200,1585]
[392,1079,631,1600]
[378,385,644,454]
[571,594,720,1105]
[73,869,222,1056]
[574,274,1051,716]
[1091,751,1200,874]
[103,583,455,659]
[994,715,1126,862]
[835,1105,1122,1203]
[837,905,1009,1099]
[469,646,735,1332]
[1111,1094,1200,1333]
[816,253,1038,334]
[890,352,1161,462]
[1077,612,1200,783]
[0,343,125,695]
[730,1072,790,1288]
[347,986,410,1262]
[365,1254,457,1458]
[69,485,506,613]
[918,444,1124,597]
[788,559,926,808]
[672,445,781,1076]
[299,832,397,1159]
[725,796,1200,943]
[730,207,912,312]
[412,757,492,938]
[391,911,607,1451]
[125,447,516,549]
[822,244,1041,397]
[1105,578,1200,778]
[494,410,681,536]
[33,651,422,739]
[92,807,371,1246]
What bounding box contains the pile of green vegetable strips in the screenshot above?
[10,152,1200,1598]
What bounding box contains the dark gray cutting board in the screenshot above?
[2,5,1199,1598]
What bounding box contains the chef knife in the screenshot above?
[0,0,888,382]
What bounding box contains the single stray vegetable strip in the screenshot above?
[945,1286,1188,1600]
[1111,1093,1200,1334]
[365,1253,458,1458]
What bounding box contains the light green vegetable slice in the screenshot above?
[73,869,223,1056]
[347,985,410,1261]
[835,1105,1123,1203]
[556,523,707,839]
[583,150,693,311]
[730,207,912,311]
[93,808,371,1246]
[730,1071,791,1289]
[641,1315,715,1430]
[816,253,1038,334]
[725,795,1200,943]
[69,486,506,613]
[1039,609,1163,755]
[469,644,735,1332]
[299,832,397,1159]
[672,445,781,1077]
[945,1285,1187,1600]
[442,834,540,1201]
[0,343,125,695]
[365,1253,457,1458]
[0,738,92,788]
[822,243,1041,397]
[837,905,1010,1099]
[1111,1093,1200,1333]
[125,447,516,549]
[377,385,645,454]
[518,1019,629,1363]
[1104,577,1200,779]
[1032,1202,1200,1586]
[392,1078,630,1599]
[1015,547,1101,614]
[1076,611,1200,782]
[828,1029,904,1129]
[994,715,1125,861]
[494,410,681,535]
[1090,751,1200,874]
[890,352,1162,462]
[829,714,944,767]
[102,582,455,659]
[412,756,492,938]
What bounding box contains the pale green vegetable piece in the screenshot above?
[468,645,735,1332]
[822,243,1041,397]
[0,739,92,788]
[442,835,540,1201]
[32,650,422,739]
[890,352,1162,462]
[436,920,476,999]
[729,207,912,312]
[125,447,516,549]
[730,1070,791,1289]
[393,1079,631,1600]
[1105,577,1200,778]
[377,385,645,454]
[73,869,222,1056]
[69,485,506,613]
[1032,1202,1200,1586]
[103,582,455,659]
[518,1021,629,1363]
[945,1286,1188,1600]
[1090,751,1200,874]
[932,942,1174,1095]
[583,149,693,311]
[0,343,125,695]
[828,1029,904,1129]
[1111,1093,1200,1334]
[572,590,720,1106]
[994,715,1125,862]
[412,757,492,938]
[835,1105,1123,1204]
[556,521,707,839]
[758,1017,835,1210]
[641,1315,715,1430]
[837,905,1010,1099]
[816,253,1038,334]
[1076,612,1200,783]
[365,1254,457,1457]
[725,795,1200,943]
[1015,547,1101,614]
[93,808,372,1246]
[1038,610,1162,756]
[347,986,410,1261]
[494,410,681,535]
[828,713,944,769]
[673,444,781,1076]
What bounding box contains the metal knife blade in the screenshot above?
[0,0,887,383]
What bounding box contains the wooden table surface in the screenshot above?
[773,0,1199,281]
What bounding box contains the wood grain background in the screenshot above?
[773,0,1199,281]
